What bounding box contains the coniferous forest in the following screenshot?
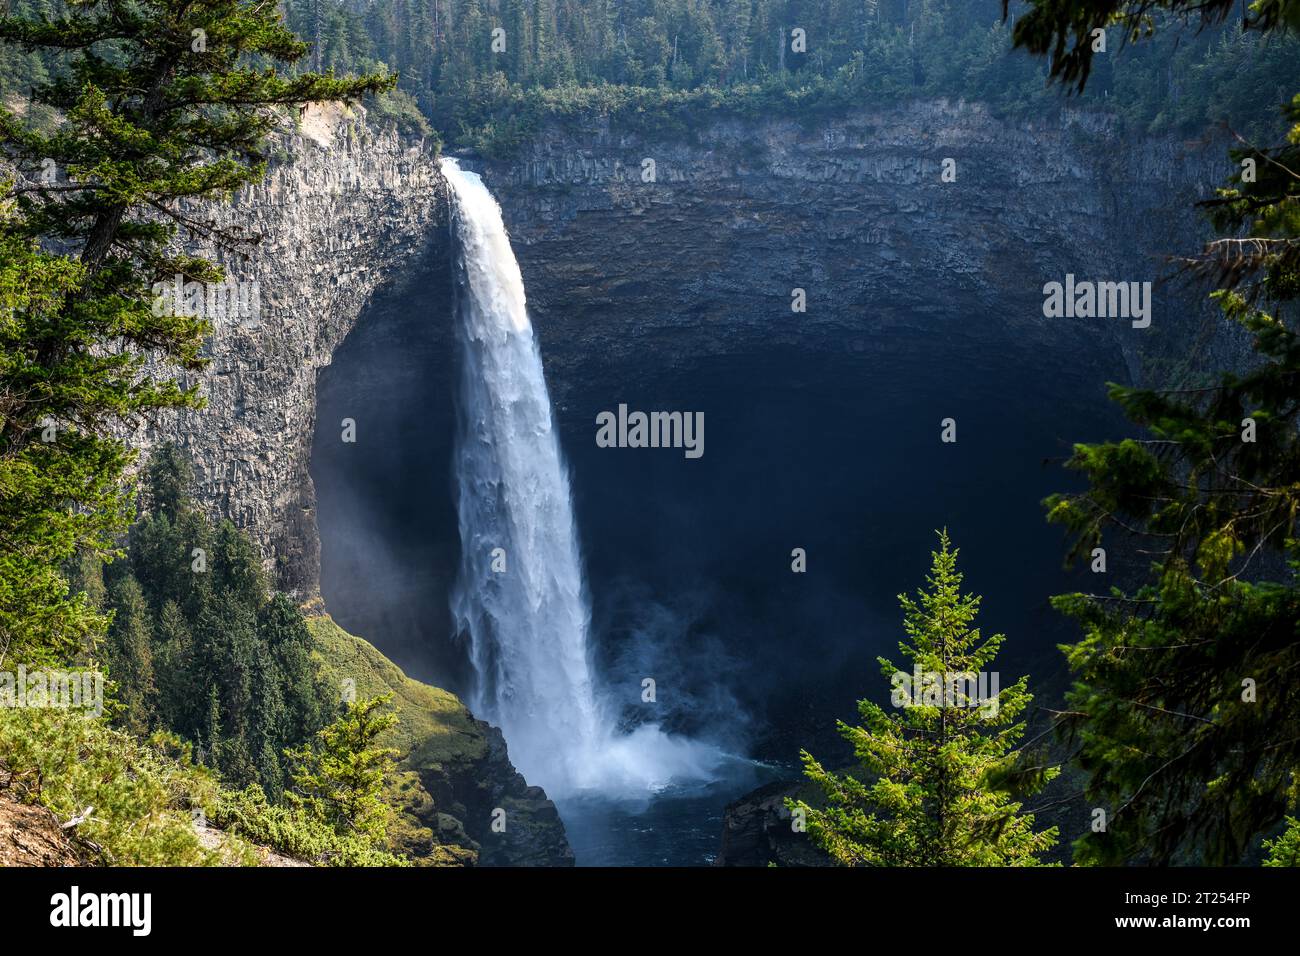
[1,0,1300,940]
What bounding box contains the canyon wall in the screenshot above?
[122,103,446,597]
[477,100,1232,409]
[121,106,578,865]
[147,99,1229,602]
[133,98,1240,867]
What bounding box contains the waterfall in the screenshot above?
[442,158,730,798]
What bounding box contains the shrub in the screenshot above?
[212,785,409,867]
[0,706,219,865]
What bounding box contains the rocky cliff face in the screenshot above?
[476,100,1233,409]
[143,98,1227,605]
[118,103,575,867]
[308,615,573,866]
[714,780,832,868]
[136,99,1236,867]
[464,101,1236,867]
[122,103,446,597]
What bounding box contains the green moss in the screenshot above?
[385,769,477,866]
[306,614,487,866]
[306,614,486,764]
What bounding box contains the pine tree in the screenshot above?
[66,548,108,613]
[0,222,117,665]
[201,684,222,767]
[1004,0,1298,94]
[1264,817,1300,867]
[286,694,400,841]
[153,599,198,735]
[1015,0,1300,865]
[0,1,392,665]
[260,592,332,746]
[106,575,158,735]
[210,520,266,605]
[249,648,288,801]
[144,444,193,524]
[129,447,214,619]
[789,531,1059,866]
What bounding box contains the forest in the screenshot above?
[0,0,1299,889]
[3,1,1296,150]
[296,0,1300,151]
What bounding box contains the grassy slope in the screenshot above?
[306,613,484,763]
[306,614,481,865]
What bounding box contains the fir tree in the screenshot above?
[144,444,193,524]
[789,531,1059,866]
[1015,0,1300,864]
[261,592,333,745]
[287,694,400,842]
[1264,816,1300,866]
[106,575,157,735]
[153,599,198,735]
[0,1,392,665]
[0,217,117,665]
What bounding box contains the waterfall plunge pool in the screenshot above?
[312,170,1133,865]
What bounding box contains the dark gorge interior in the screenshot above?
[6,0,1300,914]
[309,147,1172,862]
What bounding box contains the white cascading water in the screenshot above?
[442,158,728,798]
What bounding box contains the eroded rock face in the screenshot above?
[135,103,1234,868]
[143,99,1225,604]
[714,780,830,868]
[122,103,445,596]
[475,101,1230,411]
[410,719,575,867]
